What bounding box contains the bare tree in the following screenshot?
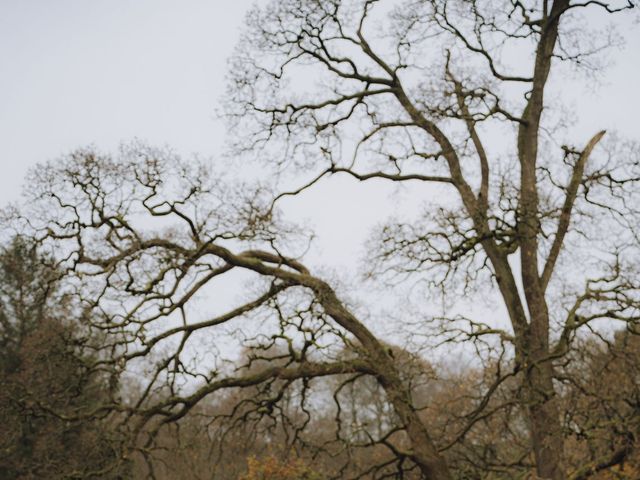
[133,343,435,479]
[15,148,453,479]
[9,1,640,477]
[223,1,640,478]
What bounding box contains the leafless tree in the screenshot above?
[9,1,640,477]
[14,147,454,479]
[223,1,640,478]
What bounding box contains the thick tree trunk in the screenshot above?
[526,358,565,479]
[515,3,570,476]
[530,396,565,479]
[524,300,566,479]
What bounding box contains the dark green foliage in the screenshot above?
[0,236,57,373]
[0,237,130,479]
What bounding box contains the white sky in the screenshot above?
[0,1,249,202]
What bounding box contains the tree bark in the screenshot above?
[515,2,570,477]
[316,283,453,479]
[526,311,566,480]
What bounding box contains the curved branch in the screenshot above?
[541,131,606,291]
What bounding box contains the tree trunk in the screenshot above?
[515,2,570,475]
[526,360,565,479]
[379,372,453,480]
[525,303,566,479]
[313,281,453,479]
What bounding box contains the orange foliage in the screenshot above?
[240,454,322,480]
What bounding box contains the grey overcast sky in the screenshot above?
[0,1,639,274]
[0,1,250,204]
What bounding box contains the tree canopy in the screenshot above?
[3,1,640,479]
